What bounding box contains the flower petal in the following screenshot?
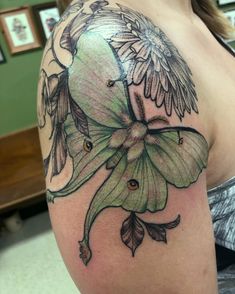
[152,46,163,59]
[159,69,169,91]
[47,75,59,98]
[136,45,151,61]
[133,59,151,84]
[160,57,170,72]
[164,90,173,115]
[151,52,161,72]
[131,39,146,53]
[166,71,177,90]
[126,60,136,84]
[120,50,136,62]
[151,72,160,100]
[155,86,165,107]
[145,65,154,98]
[112,32,139,42]
[111,40,124,49]
[118,41,136,62]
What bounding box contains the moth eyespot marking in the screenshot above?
[127,179,139,191]
[83,139,93,152]
[179,138,184,145]
[107,79,115,87]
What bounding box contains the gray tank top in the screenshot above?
[208,177,235,251]
[207,34,235,252]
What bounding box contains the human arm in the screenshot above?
[37,2,218,293]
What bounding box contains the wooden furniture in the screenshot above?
[0,127,46,213]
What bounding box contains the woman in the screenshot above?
[38,0,235,293]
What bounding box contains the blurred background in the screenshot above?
[0,0,234,293]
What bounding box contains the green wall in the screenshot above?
[0,0,50,136]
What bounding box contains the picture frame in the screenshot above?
[32,2,60,43]
[218,0,235,5]
[0,6,41,55]
[0,46,6,64]
[224,8,235,42]
[224,9,235,27]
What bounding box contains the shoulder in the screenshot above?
[41,0,198,121]
[37,3,214,278]
[38,0,208,184]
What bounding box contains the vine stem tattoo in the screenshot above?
[38,0,208,266]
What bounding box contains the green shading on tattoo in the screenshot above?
[38,1,208,266]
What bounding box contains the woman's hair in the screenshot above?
[56,0,73,14]
[56,0,233,39]
[192,0,233,38]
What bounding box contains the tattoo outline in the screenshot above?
[37,1,208,266]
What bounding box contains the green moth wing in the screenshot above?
[47,115,116,202]
[79,127,208,265]
[48,32,134,201]
[68,32,132,129]
[145,129,208,188]
[79,151,168,264]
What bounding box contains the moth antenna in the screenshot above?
[106,79,115,87]
[147,115,170,126]
[106,74,126,88]
[177,130,184,145]
[134,92,146,122]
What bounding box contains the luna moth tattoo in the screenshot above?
[38,1,208,266]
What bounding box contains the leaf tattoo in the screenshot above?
[143,215,181,243]
[120,213,180,255]
[120,213,181,257]
[121,212,145,257]
[38,2,209,266]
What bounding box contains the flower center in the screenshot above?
[143,29,171,56]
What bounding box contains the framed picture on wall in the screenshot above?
[224,9,235,42]
[224,9,235,27]
[0,46,6,64]
[33,2,60,43]
[218,0,235,5]
[0,7,41,54]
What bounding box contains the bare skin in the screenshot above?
[37,0,235,293]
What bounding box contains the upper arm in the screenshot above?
[37,2,218,293]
